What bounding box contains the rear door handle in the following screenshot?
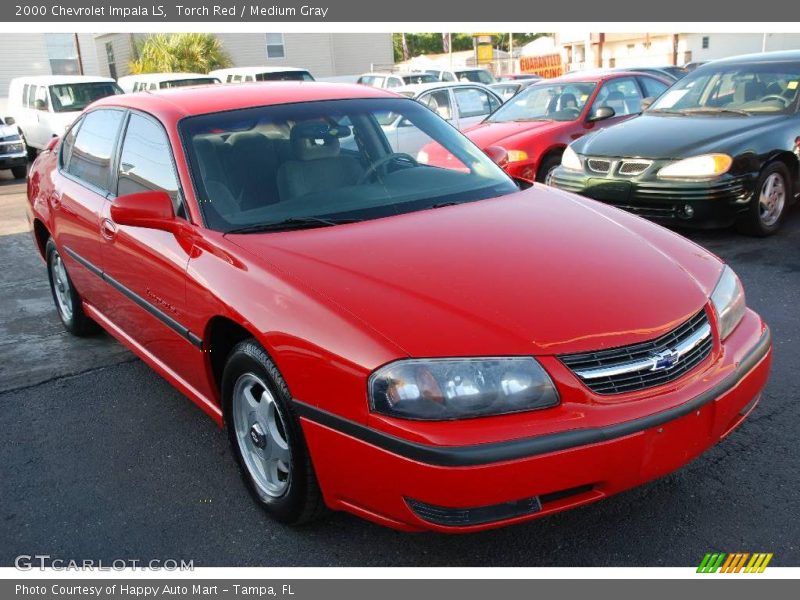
[100,218,118,241]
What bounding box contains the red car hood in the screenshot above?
[464,119,568,149]
[229,188,720,357]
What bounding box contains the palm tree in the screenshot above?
[129,33,232,74]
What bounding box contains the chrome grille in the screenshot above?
[587,158,612,174]
[559,309,713,395]
[618,159,652,176]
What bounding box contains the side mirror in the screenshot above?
[588,106,615,122]
[484,145,509,169]
[640,96,655,111]
[34,99,47,111]
[4,116,15,125]
[111,190,180,233]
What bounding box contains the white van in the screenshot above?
[7,75,122,153]
[210,66,315,83]
[117,72,221,93]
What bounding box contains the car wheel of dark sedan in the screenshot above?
[11,166,27,179]
[737,162,791,236]
[537,153,563,185]
[222,340,326,525]
[45,239,99,336]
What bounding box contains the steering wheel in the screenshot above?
[358,153,418,184]
[759,94,790,107]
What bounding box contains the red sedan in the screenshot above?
[440,71,672,183]
[26,83,771,532]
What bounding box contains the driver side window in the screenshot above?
[592,77,643,117]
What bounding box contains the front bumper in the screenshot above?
[550,167,756,228]
[298,312,771,532]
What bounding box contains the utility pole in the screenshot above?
[73,33,84,75]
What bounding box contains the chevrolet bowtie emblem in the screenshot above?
[651,349,680,371]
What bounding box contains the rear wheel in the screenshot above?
[737,162,791,236]
[11,166,27,179]
[537,153,562,185]
[45,239,98,336]
[222,340,326,525]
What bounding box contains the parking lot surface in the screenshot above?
[1,169,798,566]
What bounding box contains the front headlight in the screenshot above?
[368,357,559,420]
[658,154,732,179]
[560,145,582,171]
[710,265,746,340]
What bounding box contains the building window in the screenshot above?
[105,41,117,80]
[702,36,710,49]
[266,33,285,59]
[44,33,80,75]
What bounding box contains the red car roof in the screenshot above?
[548,70,669,84]
[91,82,397,122]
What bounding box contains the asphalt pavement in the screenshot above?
[1,169,798,566]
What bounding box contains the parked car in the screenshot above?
[118,72,220,93]
[0,116,27,179]
[426,68,496,85]
[490,78,542,102]
[210,66,315,83]
[423,70,671,183]
[376,82,502,154]
[26,82,771,532]
[356,71,438,88]
[8,75,122,156]
[610,66,688,82]
[496,74,543,82]
[550,51,800,236]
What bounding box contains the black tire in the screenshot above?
[19,132,37,161]
[11,165,27,180]
[536,153,563,184]
[736,162,792,237]
[222,339,326,525]
[45,238,99,336]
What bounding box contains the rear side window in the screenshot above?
[117,113,184,217]
[60,117,83,168]
[639,76,669,99]
[65,109,124,191]
[454,87,498,118]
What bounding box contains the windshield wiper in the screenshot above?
[678,107,752,116]
[225,216,361,234]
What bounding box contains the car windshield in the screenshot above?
[49,82,122,112]
[180,97,517,232]
[486,82,597,122]
[455,70,494,85]
[162,78,219,88]
[649,61,800,115]
[255,71,315,82]
[402,74,437,84]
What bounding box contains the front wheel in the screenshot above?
[11,166,27,179]
[537,153,562,185]
[222,340,326,525]
[737,162,791,236]
[45,239,99,336]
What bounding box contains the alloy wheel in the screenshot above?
[759,172,786,228]
[50,251,73,323]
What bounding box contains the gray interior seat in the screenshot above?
[225,132,281,210]
[193,135,240,221]
[277,126,363,201]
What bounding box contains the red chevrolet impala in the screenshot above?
[26,83,771,532]
[423,71,671,183]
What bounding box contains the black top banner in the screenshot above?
[2,0,798,22]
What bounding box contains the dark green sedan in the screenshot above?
[550,50,800,236]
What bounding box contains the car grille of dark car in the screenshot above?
[559,309,713,395]
[1,143,24,154]
[617,159,652,176]
[587,158,612,174]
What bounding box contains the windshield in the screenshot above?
[487,82,597,122]
[402,74,437,85]
[255,71,315,82]
[649,61,800,115]
[455,70,495,85]
[49,82,122,112]
[491,83,521,101]
[180,98,517,232]
[162,77,219,88]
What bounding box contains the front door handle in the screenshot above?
[100,218,118,241]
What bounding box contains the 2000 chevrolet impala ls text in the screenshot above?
[26,83,771,532]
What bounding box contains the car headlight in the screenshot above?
[506,150,528,163]
[658,154,732,179]
[560,145,582,171]
[710,265,746,340]
[368,357,559,420]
